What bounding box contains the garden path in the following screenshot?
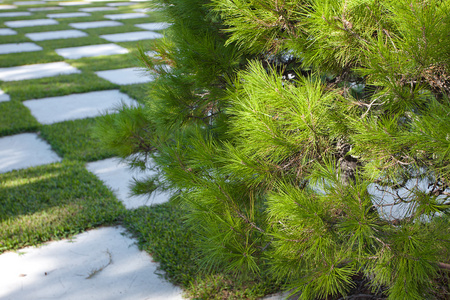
[0,0,183,298]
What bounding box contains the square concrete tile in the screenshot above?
[0,42,42,55]
[0,28,17,35]
[0,133,61,173]
[135,22,170,31]
[55,43,128,59]
[79,6,116,12]
[47,12,90,18]
[86,158,171,209]
[100,31,162,42]
[23,90,138,124]
[28,6,63,11]
[13,1,45,4]
[0,5,17,9]
[95,67,154,85]
[0,12,32,17]
[0,89,10,102]
[5,18,58,28]
[0,61,80,81]
[106,2,135,6]
[69,20,122,29]
[0,227,183,300]
[25,29,87,41]
[134,8,160,13]
[59,1,90,5]
[104,13,147,20]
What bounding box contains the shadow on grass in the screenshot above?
[0,160,125,253]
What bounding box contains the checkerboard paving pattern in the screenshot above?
[0,0,181,297]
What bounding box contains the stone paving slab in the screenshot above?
[0,42,42,55]
[13,1,45,4]
[100,31,162,42]
[5,18,58,27]
[59,1,90,5]
[25,29,87,41]
[86,157,171,209]
[55,43,128,59]
[0,28,16,35]
[0,226,184,300]
[135,22,170,31]
[0,88,10,102]
[134,8,158,12]
[0,61,80,81]
[0,4,17,9]
[0,11,32,17]
[0,133,61,173]
[95,67,153,85]
[69,20,122,29]
[104,13,147,20]
[79,6,117,12]
[47,11,90,18]
[28,6,63,11]
[106,1,135,6]
[23,89,138,124]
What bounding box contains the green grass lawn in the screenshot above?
[0,0,163,260]
[0,1,280,298]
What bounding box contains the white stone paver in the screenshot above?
[368,179,448,220]
[28,6,63,11]
[135,22,171,31]
[133,8,151,12]
[86,158,171,209]
[0,28,16,35]
[47,12,90,18]
[0,89,10,102]
[95,67,154,85]
[100,31,162,42]
[23,90,138,124]
[58,1,90,5]
[106,1,135,6]
[69,20,122,29]
[25,29,87,41]
[5,18,58,27]
[0,226,184,300]
[104,13,147,20]
[13,1,45,4]
[0,42,42,55]
[79,6,116,12]
[0,4,17,9]
[0,133,61,173]
[55,43,128,59]
[0,11,32,17]
[0,0,184,297]
[0,61,80,81]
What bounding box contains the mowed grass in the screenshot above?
[0,100,39,137]
[2,73,117,101]
[40,117,118,161]
[0,0,158,253]
[123,203,282,300]
[0,160,126,253]
[0,2,280,298]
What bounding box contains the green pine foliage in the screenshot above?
[95,0,450,299]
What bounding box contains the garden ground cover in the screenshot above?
[0,0,188,298]
[0,0,284,298]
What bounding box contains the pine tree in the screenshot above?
[95,0,450,299]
